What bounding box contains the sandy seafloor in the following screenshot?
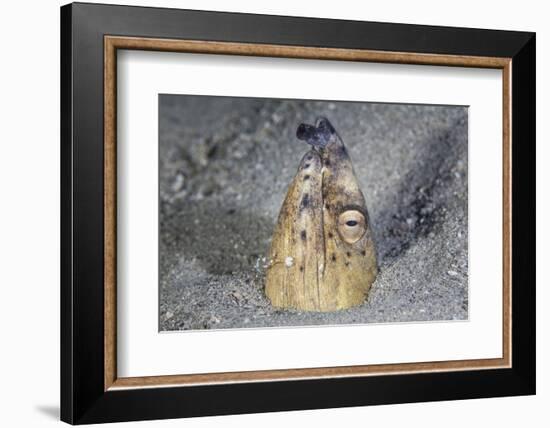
[158,95,468,331]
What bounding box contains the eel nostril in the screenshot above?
[296,123,315,141]
[296,118,334,149]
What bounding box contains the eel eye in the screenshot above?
[338,210,366,244]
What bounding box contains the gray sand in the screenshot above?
[158,95,468,331]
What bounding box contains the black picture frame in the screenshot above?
[61,2,535,424]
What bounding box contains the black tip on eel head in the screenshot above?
[296,116,336,149]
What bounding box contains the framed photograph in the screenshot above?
[60,2,535,424]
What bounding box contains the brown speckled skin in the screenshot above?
[266,130,378,312]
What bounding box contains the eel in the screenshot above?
[265,117,378,312]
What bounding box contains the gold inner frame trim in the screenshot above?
[104,35,512,391]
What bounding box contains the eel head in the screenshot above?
[265,117,378,312]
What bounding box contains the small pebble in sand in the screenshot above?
[285,256,294,267]
[171,174,185,192]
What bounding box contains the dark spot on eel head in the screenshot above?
[303,175,310,181]
[300,230,307,240]
[300,193,310,210]
[303,163,310,169]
